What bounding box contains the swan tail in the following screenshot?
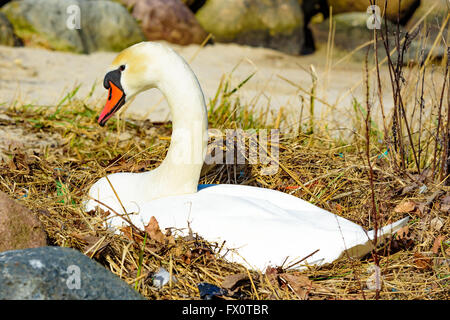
[367,216,410,243]
[342,217,410,260]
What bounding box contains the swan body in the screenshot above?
[86,42,408,270]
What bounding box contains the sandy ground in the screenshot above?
[0,41,397,130]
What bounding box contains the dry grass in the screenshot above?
[0,87,448,299]
[0,7,449,299]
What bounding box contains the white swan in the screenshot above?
[86,42,408,270]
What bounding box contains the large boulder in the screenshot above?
[0,246,145,299]
[312,12,394,54]
[121,0,208,45]
[0,11,20,46]
[0,191,47,252]
[328,0,421,25]
[311,12,446,63]
[196,0,304,55]
[1,0,146,53]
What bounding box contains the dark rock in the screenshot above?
[182,0,206,14]
[121,0,208,45]
[196,0,304,55]
[0,11,21,46]
[301,0,329,55]
[0,246,145,299]
[327,0,421,25]
[0,1,11,9]
[311,12,392,55]
[1,0,145,53]
[311,12,445,64]
[0,191,47,252]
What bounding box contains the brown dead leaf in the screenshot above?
[418,190,444,216]
[7,154,31,173]
[120,226,134,242]
[394,200,416,213]
[181,249,192,264]
[83,236,110,256]
[396,225,409,240]
[144,216,166,244]
[180,247,212,264]
[222,273,249,290]
[166,235,176,245]
[430,217,445,231]
[413,252,432,271]
[279,273,312,300]
[441,194,450,205]
[165,229,176,245]
[439,203,450,213]
[401,182,418,195]
[131,160,153,172]
[265,266,280,287]
[105,156,129,173]
[106,157,153,173]
[7,159,17,170]
[119,226,148,245]
[432,235,446,254]
[333,203,343,214]
[172,246,184,258]
[191,247,212,259]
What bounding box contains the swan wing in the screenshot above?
[105,184,405,270]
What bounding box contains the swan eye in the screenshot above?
[119,65,126,71]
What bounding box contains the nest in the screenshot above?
[0,93,448,300]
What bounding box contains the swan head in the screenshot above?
[98,42,167,126]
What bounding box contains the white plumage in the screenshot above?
[86,42,408,270]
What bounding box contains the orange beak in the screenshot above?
[98,81,126,126]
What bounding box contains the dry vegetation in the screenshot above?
[0,8,449,300]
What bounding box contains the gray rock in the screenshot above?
[0,246,145,299]
[196,0,304,55]
[311,12,445,64]
[312,12,393,55]
[1,0,146,53]
[0,11,20,46]
[120,0,208,45]
[327,0,420,25]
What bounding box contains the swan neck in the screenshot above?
[152,55,207,195]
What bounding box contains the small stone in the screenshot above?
[152,267,177,289]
